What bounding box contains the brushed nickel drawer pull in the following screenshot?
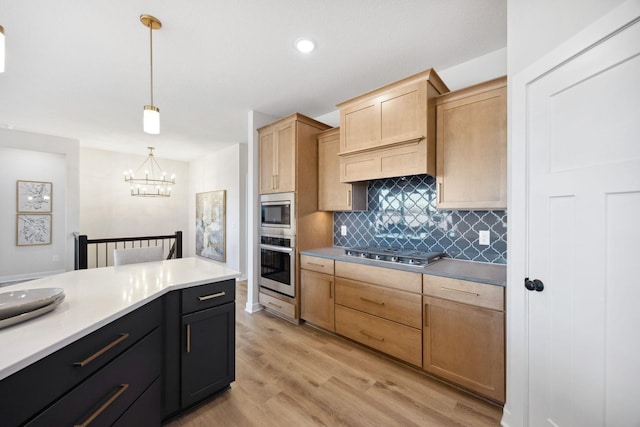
[307,262,325,268]
[74,383,129,427]
[268,301,283,309]
[360,296,385,306]
[198,291,226,301]
[424,303,430,327]
[73,333,129,367]
[441,286,480,297]
[186,324,191,353]
[436,182,442,204]
[360,330,385,342]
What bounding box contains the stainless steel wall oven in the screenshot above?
[259,235,295,298]
[259,193,296,298]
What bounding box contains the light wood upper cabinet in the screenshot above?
[259,119,296,194]
[337,69,449,182]
[318,128,367,211]
[258,113,330,195]
[423,274,505,402]
[435,77,507,209]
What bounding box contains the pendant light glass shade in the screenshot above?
[144,105,160,134]
[0,25,5,73]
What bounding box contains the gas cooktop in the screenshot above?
[343,247,445,267]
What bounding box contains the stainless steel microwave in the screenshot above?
[260,192,295,235]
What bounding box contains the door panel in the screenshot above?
[527,13,640,427]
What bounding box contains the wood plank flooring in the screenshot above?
[166,281,503,426]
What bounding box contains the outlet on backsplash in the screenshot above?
[340,225,347,236]
[479,230,490,246]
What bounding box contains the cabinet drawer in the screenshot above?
[27,328,161,427]
[113,377,162,427]
[182,279,236,314]
[335,305,422,367]
[0,299,161,427]
[423,274,504,311]
[259,292,295,318]
[300,255,334,275]
[335,278,422,328]
[335,261,421,293]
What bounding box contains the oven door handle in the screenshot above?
[260,244,294,253]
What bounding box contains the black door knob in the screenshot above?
[524,277,544,292]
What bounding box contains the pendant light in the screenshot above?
[140,15,161,134]
[0,25,5,73]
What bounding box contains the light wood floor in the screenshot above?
[166,281,503,427]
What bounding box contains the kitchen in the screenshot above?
[1,1,639,426]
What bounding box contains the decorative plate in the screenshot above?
[0,288,65,320]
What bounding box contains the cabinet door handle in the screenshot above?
[275,174,279,189]
[441,286,480,297]
[198,291,226,301]
[360,330,385,342]
[436,182,442,204]
[329,280,333,299]
[74,383,129,427]
[424,303,430,327]
[347,190,351,206]
[186,324,191,353]
[307,262,325,268]
[360,296,385,306]
[73,333,129,367]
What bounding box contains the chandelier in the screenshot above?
[124,147,175,197]
[140,14,161,134]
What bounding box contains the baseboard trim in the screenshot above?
[244,301,263,314]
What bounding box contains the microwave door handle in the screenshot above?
[260,244,294,253]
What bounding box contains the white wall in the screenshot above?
[508,0,626,74]
[0,129,79,282]
[438,47,507,91]
[188,143,247,277]
[79,148,189,239]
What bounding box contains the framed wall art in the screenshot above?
[17,180,52,213]
[195,190,226,262]
[16,214,52,246]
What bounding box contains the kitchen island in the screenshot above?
[0,257,240,426]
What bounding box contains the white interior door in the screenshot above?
[524,5,640,427]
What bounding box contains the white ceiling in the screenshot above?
[0,1,506,161]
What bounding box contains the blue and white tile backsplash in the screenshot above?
[333,175,507,264]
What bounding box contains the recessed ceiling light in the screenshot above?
[295,38,315,53]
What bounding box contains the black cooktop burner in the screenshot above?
[344,247,445,266]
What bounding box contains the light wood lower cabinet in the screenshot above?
[335,305,422,367]
[334,278,422,329]
[334,262,423,366]
[423,275,505,403]
[300,269,335,331]
[300,255,335,331]
[259,291,296,319]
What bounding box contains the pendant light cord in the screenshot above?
[149,22,154,106]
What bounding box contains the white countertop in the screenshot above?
[0,257,240,381]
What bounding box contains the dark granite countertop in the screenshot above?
[300,247,506,287]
